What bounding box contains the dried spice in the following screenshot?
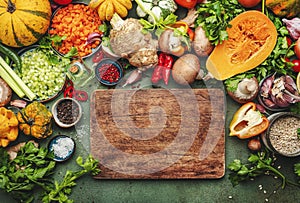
[56,100,80,125]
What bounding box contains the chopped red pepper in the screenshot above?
[64,86,74,98]
[74,90,88,102]
[63,79,88,101]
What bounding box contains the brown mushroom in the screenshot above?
[227,77,259,104]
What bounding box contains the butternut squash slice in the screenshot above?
[206,11,277,80]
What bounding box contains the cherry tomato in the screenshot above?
[238,0,261,8]
[292,59,300,72]
[286,36,293,47]
[174,0,198,9]
[294,38,300,59]
[53,0,72,5]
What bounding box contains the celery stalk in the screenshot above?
[0,64,25,98]
[0,56,36,100]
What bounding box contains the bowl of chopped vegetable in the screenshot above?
[48,134,76,162]
[49,2,102,59]
[52,97,82,128]
[95,58,124,86]
[16,45,68,103]
[262,112,300,157]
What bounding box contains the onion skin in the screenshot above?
[193,26,214,57]
[0,78,12,107]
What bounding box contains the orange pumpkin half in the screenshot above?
[206,10,277,80]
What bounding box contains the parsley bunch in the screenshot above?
[0,142,56,202]
[195,0,245,45]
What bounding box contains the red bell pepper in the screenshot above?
[151,53,165,84]
[162,55,174,85]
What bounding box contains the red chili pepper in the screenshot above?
[162,54,174,85]
[187,27,195,41]
[151,53,165,84]
[74,90,88,102]
[64,86,74,98]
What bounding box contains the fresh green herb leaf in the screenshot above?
[42,155,100,203]
[64,47,78,58]
[139,13,177,37]
[0,142,56,203]
[224,73,255,92]
[297,128,300,139]
[195,0,245,45]
[228,150,298,189]
[294,163,300,177]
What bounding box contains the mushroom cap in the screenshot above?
[227,77,259,104]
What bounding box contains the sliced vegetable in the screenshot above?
[206,10,278,80]
[0,56,36,100]
[195,0,245,46]
[17,48,67,101]
[229,102,269,139]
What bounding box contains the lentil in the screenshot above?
[56,100,80,124]
[269,116,300,156]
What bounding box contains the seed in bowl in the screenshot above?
[269,115,300,156]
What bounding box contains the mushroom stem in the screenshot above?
[238,79,256,95]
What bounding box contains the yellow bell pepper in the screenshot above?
[229,102,269,139]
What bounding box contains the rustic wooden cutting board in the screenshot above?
[90,88,225,179]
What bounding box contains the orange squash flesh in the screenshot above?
[206,10,278,80]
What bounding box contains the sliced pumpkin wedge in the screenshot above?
[206,10,277,80]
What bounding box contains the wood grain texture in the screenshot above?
[90,89,225,179]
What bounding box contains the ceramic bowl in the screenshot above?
[257,74,289,112]
[261,112,300,157]
[17,45,66,103]
[49,2,101,59]
[48,135,76,162]
[95,58,123,86]
[52,97,82,128]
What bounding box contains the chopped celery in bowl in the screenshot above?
[16,45,69,103]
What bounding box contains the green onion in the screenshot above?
[0,56,36,100]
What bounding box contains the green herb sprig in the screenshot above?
[42,155,100,203]
[0,142,56,202]
[195,0,245,46]
[228,150,300,189]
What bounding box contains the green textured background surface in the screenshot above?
[1,0,300,202]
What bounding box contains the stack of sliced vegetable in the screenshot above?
[0,44,36,101]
